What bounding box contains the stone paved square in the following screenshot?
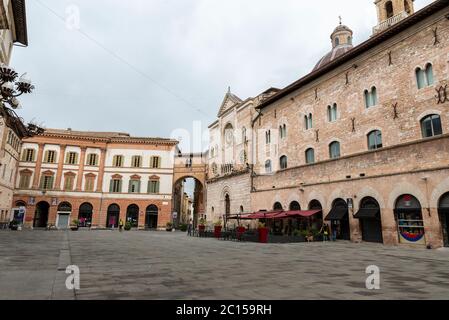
[1,230,449,300]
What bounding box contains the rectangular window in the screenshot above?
[113,155,124,167]
[19,174,31,189]
[65,152,79,165]
[40,175,54,190]
[129,180,141,193]
[64,176,75,191]
[22,149,35,162]
[87,154,98,166]
[147,180,160,194]
[132,156,142,168]
[85,177,95,192]
[44,150,56,163]
[150,156,161,169]
[110,179,122,193]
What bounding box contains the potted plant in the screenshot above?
[198,218,206,233]
[124,222,132,231]
[166,222,173,232]
[70,219,79,231]
[214,221,223,238]
[9,220,19,231]
[258,222,269,244]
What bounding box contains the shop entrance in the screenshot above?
[106,204,120,228]
[325,199,350,240]
[79,203,93,227]
[395,194,425,246]
[56,202,72,229]
[354,197,383,243]
[145,205,158,229]
[34,202,49,228]
[126,204,139,228]
[438,193,449,247]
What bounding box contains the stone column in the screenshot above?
[32,143,45,189]
[54,145,66,190]
[96,148,107,192]
[76,147,87,191]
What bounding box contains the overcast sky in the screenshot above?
[12,0,434,152]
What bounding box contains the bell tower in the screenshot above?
[373,0,414,34]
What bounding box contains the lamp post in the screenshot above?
[0,64,42,136]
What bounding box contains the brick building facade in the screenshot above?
[206,0,449,248]
[12,129,178,230]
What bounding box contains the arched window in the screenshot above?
[367,130,383,150]
[265,160,272,173]
[304,114,313,130]
[425,63,434,86]
[289,201,301,211]
[240,205,244,213]
[416,67,426,89]
[421,114,442,138]
[57,202,72,213]
[328,104,337,122]
[265,130,271,144]
[385,1,394,18]
[280,124,287,139]
[395,194,425,245]
[329,141,341,159]
[225,194,231,216]
[416,64,434,89]
[273,202,283,211]
[347,36,352,45]
[305,148,315,164]
[364,87,378,108]
[280,155,288,170]
[335,37,340,47]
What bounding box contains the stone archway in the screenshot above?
[34,201,50,228]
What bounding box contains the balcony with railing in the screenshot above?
[373,11,409,34]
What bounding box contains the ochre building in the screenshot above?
[12,129,178,230]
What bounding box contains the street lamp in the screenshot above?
[0,64,43,136]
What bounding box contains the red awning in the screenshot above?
[273,210,322,219]
[248,211,282,219]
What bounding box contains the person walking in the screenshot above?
[187,219,193,236]
[320,223,330,242]
[119,219,124,232]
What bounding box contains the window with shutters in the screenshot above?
[367,130,383,150]
[18,171,31,189]
[150,156,161,169]
[132,156,142,168]
[329,141,341,159]
[148,179,160,194]
[65,152,79,165]
[64,174,75,191]
[110,178,122,193]
[86,153,98,166]
[421,114,443,138]
[22,149,35,162]
[305,148,315,164]
[40,173,54,190]
[280,156,288,170]
[84,175,95,192]
[44,150,57,163]
[129,179,141,193]
[113,155,124,167]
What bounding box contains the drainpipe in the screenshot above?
[250,109,263,192]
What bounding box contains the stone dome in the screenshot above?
[312,22,354,72]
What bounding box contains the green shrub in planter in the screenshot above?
[179,224,188,232]
[124,222,132,231]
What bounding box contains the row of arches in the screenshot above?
[17,201,160,229]
[269,191,449,246]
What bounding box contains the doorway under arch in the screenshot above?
[126,204,139,228]
[34,201,50,228]
[289,201,301,211]
[225,194,231,216]
[145,205,159,229]
[79,203,93,227]
[56,202,72,229]
[106,204,120,228]
[355,197,383,243]
[394,194,425,245]
[326,199,350,240]
[438,192,449,247]
[273,202,283,211]
[173,176,204,228]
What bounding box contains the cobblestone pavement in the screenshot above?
[1,230,449,300]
